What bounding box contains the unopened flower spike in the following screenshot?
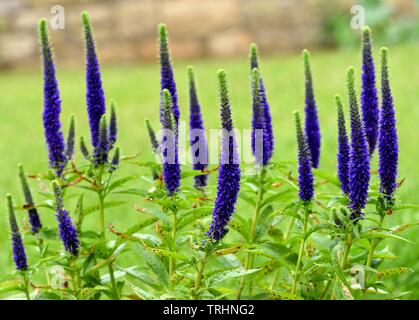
[335,95,350,195]
[82,11,106,147]
[80,136,90,160]
[160,89,180,195]
[159,24,179,125]
[303,49,321,168]
[188,66,208,189]
[18,164,42,233]
[52,181,79,255]
[93,115,109,166]
[109,100,117,149]
[249,43,274,163]
[294,110,314,202]
[361,26,379,156]
[109,146,120,173]
[38,18,67,176]
[207,70,241,240]
[145,118,159,153]
[378,48,398,203]
[251,68,267,166]
[7,194,28,271]
[66,114,75,161]
[347,67,370,219]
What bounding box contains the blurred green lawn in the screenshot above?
[0,43,418,298]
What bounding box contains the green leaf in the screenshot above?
[206,268,261,286]
[106,174,142,194]
[391,221,419,233]
[214,244,242,256]
[177,206,212,229]
[377,267,413,280]
[265,288,303,300]
[133,244,168,287]
[360,231,414,244]
[127,281,157,300]
[135,207,170,224]
[393,204,419,211]
[126,218,157,235]
[84,201,127,216]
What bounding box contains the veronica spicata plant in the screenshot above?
[1,15,416,302]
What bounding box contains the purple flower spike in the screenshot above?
[18,164,42,233]
[52,182,79,256]
[7,194,28,271]
[303,50,321,168]
[378,48,398,201]
[93,115,109,167]
[109,100,117,149]
[207,70,241,240]
[160,89,180,196]
[65,114,75,161]
[335,95,350,195]
[251,68,270,166]
[38,19,67,176]
[188,66,208,189]
[159,24,179,125]
[294,110,314,202]
[250,44,274,163]
[82,11,106,147]
[361,27,379,156]
[347,67,370,219]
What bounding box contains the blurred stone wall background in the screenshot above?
[0,0,417,68]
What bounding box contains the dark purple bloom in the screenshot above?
[109,147,120,173]
[6,194,28,271]
[53,182,79,255]
[145,119,160,180]
[160,89,180,196]
[18,164,42,233]
[145,119,159,153]
[93,115,109,166]
[250,44,274,163]
[347,67,370,219]
[38,19,67,176]
[79,136,90,160]
[82,11,106,148]
[378,48,398,201]
[159,24,179,125]
[65,114,75,161]
[188,66,208,189]
[109,100,117,149]
[251,68,270,166]
[335,95,350,195]
[294,111,314,202]
[207,70,241,240]
[361,27,379,156]
[303,50,321,168]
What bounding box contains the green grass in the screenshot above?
[0,43,418,298]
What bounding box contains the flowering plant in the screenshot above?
[0,14,416,301]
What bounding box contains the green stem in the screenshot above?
[108,262,119,300]
[330,233,353,300]
[96,169,119,300]
[270,217,295,291]
[193,252,209,300]
[291,205,310,295]
[169,209,177,284]
[237,168,266,299]
[22,272,30,300]
[366,214,385,268]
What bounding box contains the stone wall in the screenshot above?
[0,0,416,68]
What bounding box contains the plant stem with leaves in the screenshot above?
[237,168,266,299]
[291,204,310,295]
